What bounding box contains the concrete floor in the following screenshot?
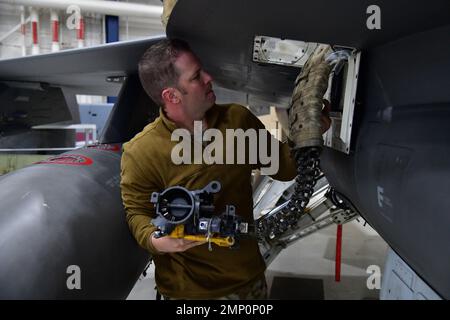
[127,219,388,300]
[266,219,388,299]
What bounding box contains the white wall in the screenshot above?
[0,0,165,60]
[0,1,165,105]
[0,3,26,58]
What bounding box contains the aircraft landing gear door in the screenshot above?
[325,49,361,154]
[252,35,360,154]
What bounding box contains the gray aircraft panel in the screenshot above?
[167,0,450,109]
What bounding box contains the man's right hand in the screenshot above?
[150,234,205,253]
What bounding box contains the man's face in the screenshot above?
[173,51,216,119]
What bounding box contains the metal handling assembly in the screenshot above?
[150,181,248,251]
[257,45,355,242]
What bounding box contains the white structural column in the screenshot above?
[50,9,60,52]
[20,5,26,56]
[76,14,85,48]
[30,7,39,55]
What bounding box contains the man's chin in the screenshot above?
[206,94,216,106]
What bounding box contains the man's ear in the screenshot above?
[162,88,180,104]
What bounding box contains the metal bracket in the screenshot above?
[257,184,358,266]
[253,35,319,67]
[323,50,361,154]
[251,35,360,154]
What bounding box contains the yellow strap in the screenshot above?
[169,225,235,247]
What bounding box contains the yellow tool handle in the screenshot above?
[169,225,235,247]
[184,235,235,247]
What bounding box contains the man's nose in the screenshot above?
[202,70,213,84]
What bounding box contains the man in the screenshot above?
[120,39,330,299]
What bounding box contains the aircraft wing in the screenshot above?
[0,36,164,138]
[0,36,164,96]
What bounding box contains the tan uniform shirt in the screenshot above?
[120,103,296,299]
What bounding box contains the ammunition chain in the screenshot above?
[257,146,322,240]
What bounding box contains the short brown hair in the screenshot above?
[138,38,192,107]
